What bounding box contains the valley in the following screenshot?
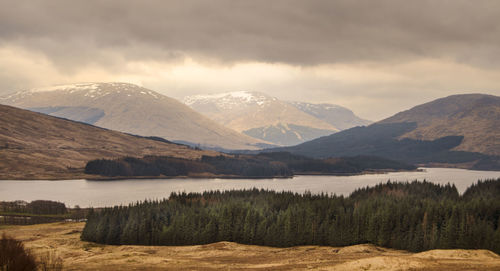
[1,89,499,271]
[2,2,500,270]
[0,103,412,180]
[2,167,497,208]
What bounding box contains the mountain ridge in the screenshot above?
[290,101,372,130]
[183,91,370,146]
[184,91,337,131]
[379,93,500,155]
[1,83,267,150]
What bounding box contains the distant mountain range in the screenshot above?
[3,82,497,170]
[270,94,500,170]
[183,91,371,146]
[0,83,266,150]
[0,103,412,179]
[0,104,216,179]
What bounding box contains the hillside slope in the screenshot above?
[0,83,266,150]
[0,104,216,179]
[271,94,500,169]
[379,94,500,155]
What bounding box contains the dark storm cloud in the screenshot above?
[1,0,500,67]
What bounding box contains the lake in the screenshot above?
[1,167,499,207]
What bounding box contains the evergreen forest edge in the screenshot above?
[84,152,416,178]
[81,178,500,254]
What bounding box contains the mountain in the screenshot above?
[0,104,217,179]
[289,102,372,130]
[379,94,500,156]
[270,94,500,170]
[184,91,369,146]
[0,83,266,150]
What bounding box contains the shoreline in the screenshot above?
[1,168,424,181]
[3,166,500,182]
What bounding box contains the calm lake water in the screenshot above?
[1,168,499,207]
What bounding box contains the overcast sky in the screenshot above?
[1,0,500,120]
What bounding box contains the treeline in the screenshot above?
[256,152,416,173]
[0,200,66,214]
[82,179,500,253]
[84,152,416,177]
[85,155,292,177]
[0,200,88,225]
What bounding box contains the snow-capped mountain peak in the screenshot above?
[182,90,372,146]
[2,82,163,103]
[183,91,277,110]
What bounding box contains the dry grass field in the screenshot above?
[2,222,500,270]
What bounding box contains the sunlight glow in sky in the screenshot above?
[1,0,500,120]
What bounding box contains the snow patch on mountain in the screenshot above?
[2,82,163,102]
[290,102,343,114]
[183,91,277,110]
[31,83,99,93]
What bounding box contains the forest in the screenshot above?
[0,200,66,214]
[81,178,500,253]
[84,152,416,177]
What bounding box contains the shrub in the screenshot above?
[0,233,37,271]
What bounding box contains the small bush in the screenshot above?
[0,234,63,271]
[0,233,37,271]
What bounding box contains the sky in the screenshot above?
[1,0,500,121]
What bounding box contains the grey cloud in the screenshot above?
[1,0,500,68]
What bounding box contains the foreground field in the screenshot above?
[3,222,500,271]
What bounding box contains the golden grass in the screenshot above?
[2,222,500,270]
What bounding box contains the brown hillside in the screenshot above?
[379,94,500,155]
[0,104,217,179]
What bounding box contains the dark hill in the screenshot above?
[379,94,500,156]
[269,94,500,170]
